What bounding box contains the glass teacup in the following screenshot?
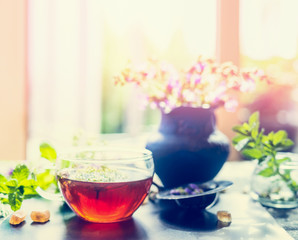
[56,148,154,223]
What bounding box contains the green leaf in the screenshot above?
[242,148,263,160]
[243,123,251,131]
[280,139,294,148]
[276,157,290,165]
[5,180,18,192]
[247,142,256,148]
[268,131,275,141]
[283,172,291,181]
[258,167,275,177]
[23,193,38,199]
[11,164,30,182]
[40,143,57,162]
[0,198,9,204]
[8,191,23,211]
[36,170,55,190]
[232,135,247,145]
[232,126,248,135]
[20,179,38,196]
[255,128,264,145]
[0,174,7,183]
[20,179,37,188]
[23,188,38,197]
[258,155,268,164]
[267,157,274,167]
[273,130,287,146]
[248,112,259,126]
[261,135,269,144]
[249,112,260,134]
[18,186,25,195]
[290,180,298,191]
[234,137,250,151]
[251,128,258,140]
[0,183,9,194]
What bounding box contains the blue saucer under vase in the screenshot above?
[146,107,230,189]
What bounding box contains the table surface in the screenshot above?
[0,161,297,240]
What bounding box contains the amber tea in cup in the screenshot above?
[57,149,154,223]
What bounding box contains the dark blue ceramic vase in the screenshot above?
[146,107,230,189]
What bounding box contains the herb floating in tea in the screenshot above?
[232,112,298,193]
[59,165,128,183]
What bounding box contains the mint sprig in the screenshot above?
[35,143,58,191]
[232,112,297,193]
[0,143,58,212]
[11,165,30,182]
[40,143,57,163]
[0,164,38,211]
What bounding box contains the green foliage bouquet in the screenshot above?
[233,112,298,208]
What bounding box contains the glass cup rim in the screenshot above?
[57,147,153,164]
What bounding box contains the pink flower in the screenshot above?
[224,98,239,112]
[114,56,270,112]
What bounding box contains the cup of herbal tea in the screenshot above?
[56,148,154,223]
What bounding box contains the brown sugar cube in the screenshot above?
[30,210,50,223]
[217,210,232,227]
[9,210,26,225]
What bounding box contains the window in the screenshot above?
[28,0,217,142]
[239,0,298,146]
[7,0,296,160]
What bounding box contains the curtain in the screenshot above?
[27,0,216,154]
[28,0,102,143]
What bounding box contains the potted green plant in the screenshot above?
[232,112,298,208]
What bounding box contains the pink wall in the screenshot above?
[0,0,27,160]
